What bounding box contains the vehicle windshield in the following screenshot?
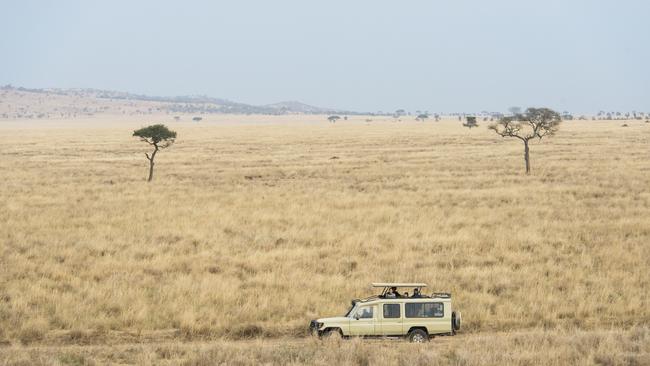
[344,303,358,318]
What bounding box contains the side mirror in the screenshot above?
[354,314,360,320]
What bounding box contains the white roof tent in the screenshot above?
[372,282,428,288]
[372,283,427,297]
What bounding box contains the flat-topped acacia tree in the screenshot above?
[488,107,561,174]
[327,115,341,123]
[133,124,177,182]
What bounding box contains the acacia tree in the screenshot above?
[463,116,478,129]
[133,124,177,182]
[327,115,341,123]
[416,113,429,121]
[488,107,561,174]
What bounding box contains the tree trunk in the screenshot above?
[147,145,159,182]
[523,140,530,174]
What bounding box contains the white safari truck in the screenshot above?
[309,283,461,342]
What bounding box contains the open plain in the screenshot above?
[1,115,649,365]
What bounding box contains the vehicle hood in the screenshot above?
[317,316,349,324]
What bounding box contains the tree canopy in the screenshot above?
[488,108,561,142]
[133,124,177,148]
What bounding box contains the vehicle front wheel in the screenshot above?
[407,329,429,343]
[322,328,342,339]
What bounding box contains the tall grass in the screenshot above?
[0,116,648,351]
[1,328,648,365]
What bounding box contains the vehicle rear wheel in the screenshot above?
[407,329,428,343]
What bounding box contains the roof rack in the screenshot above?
[371,282,428,288]
[351,295,380,304]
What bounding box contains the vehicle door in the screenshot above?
[348,305,376,336]
[379,302,403,336]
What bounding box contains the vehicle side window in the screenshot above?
[431,303,444,317]
[357,306,374,319]
[405,302,444,318]
[383,304,400,318]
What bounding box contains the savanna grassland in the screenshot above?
[1,115,649,365]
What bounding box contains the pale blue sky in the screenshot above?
[1,0,648,113]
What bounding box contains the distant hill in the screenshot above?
[264,101,342,114]
[0,85,360,119]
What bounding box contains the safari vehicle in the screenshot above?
[309,283,461,343]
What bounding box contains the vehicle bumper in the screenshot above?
[309,320,324,336]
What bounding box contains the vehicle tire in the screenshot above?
[407,329,429,343]
[452,311,461,333]
[322,328,342,339]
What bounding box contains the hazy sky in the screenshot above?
[1,0,648,113]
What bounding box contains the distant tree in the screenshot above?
[133,124,177,182]
[463,116,479,129]
[491,112,504,120]
[174,116,181,121]
[508,106,522,116]
[192,116,202,122]
[327,115,341,123]
[433,113,440,121]
[415,113,428,121]
[488,107,561,174]
[395,109,406,116]
[343,116,348,120]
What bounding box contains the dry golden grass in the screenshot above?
[1,328,648,365]
[0,115,649,364]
